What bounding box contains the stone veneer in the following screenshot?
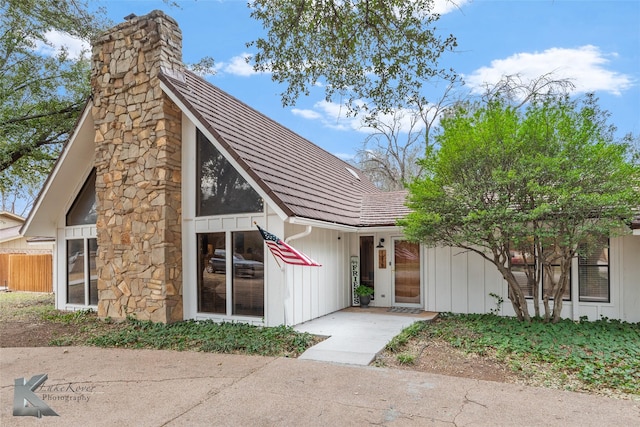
[91,11,183,323]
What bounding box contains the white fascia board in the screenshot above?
[355,225,403,234]
[160,81,289,222]
[286,217,404,233]
[22,103,94,238]
[286,216,358,232]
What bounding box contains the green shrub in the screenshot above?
[87,319,317,357]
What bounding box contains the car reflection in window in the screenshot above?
[206,249,264,277]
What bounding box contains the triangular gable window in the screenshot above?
[197,130,263,216]
[66,168,97,226]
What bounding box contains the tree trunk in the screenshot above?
[542,295,551,323]
[529,267,540,318]
[499,266,531,322]
[551,259,572,323]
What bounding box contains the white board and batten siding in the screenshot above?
[423,235,640,323]
[620,235,640,323]
[283,224,350,326]
[425,246,504,315]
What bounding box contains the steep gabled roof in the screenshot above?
[160,70,385,227]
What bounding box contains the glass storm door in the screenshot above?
[392,239,421,307]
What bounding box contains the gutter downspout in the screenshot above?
[285,226,313,244]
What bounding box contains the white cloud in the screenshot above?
[465,45,634,96]
[291,109,323,120]
[334,152,356,161]
[312,100,364,132]
[431,0,470,15]
[34,30,90,60]
[292,99,429,135]
[216,53,265,77]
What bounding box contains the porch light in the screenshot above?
[376,238,385,248]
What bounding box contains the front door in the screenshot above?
[392,239,421,307]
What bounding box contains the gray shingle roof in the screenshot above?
[360,191,411,226]
[160,70,402,227]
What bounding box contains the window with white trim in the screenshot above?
[578,238,610,303]
[197,231,264,317]
[196,130,263,216]
[511,244,570,300]
[66,170,98,306]
[67,238,97,305]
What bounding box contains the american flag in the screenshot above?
[256,224,321,267]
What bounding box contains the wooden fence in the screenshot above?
[0,253,52,292]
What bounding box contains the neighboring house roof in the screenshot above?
[25,237,56,244]
[0,212,24,244]
[0,225,22,244]
[0,211,25,228]
[160,70,391,227]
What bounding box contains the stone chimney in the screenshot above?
[91,10,183,323]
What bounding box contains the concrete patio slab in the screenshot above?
[294,307,437,365]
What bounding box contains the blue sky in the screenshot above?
[56,0,640,161]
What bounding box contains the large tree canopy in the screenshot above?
[401,93,640,322]
[248,0,457,115]
[0,0,106,213]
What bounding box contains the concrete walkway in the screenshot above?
[294,307,437,365]
[2,347,638,426]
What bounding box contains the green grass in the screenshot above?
[395,353,416,365]
[386,320,428,352]
[0,292,57,321]
[410,313,640,396]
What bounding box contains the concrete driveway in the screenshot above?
[1,347,638,426]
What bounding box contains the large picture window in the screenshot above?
[232,231,264,316]
[579,238,609,303]
[197,231,264,317]
[67,238,97,305]
[66,169,97,226]
[198,233,226,314]
[196,130,263,216]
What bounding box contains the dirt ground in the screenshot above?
[375,333,520,384]
[0,292,120,348]
[0,292,517,385]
